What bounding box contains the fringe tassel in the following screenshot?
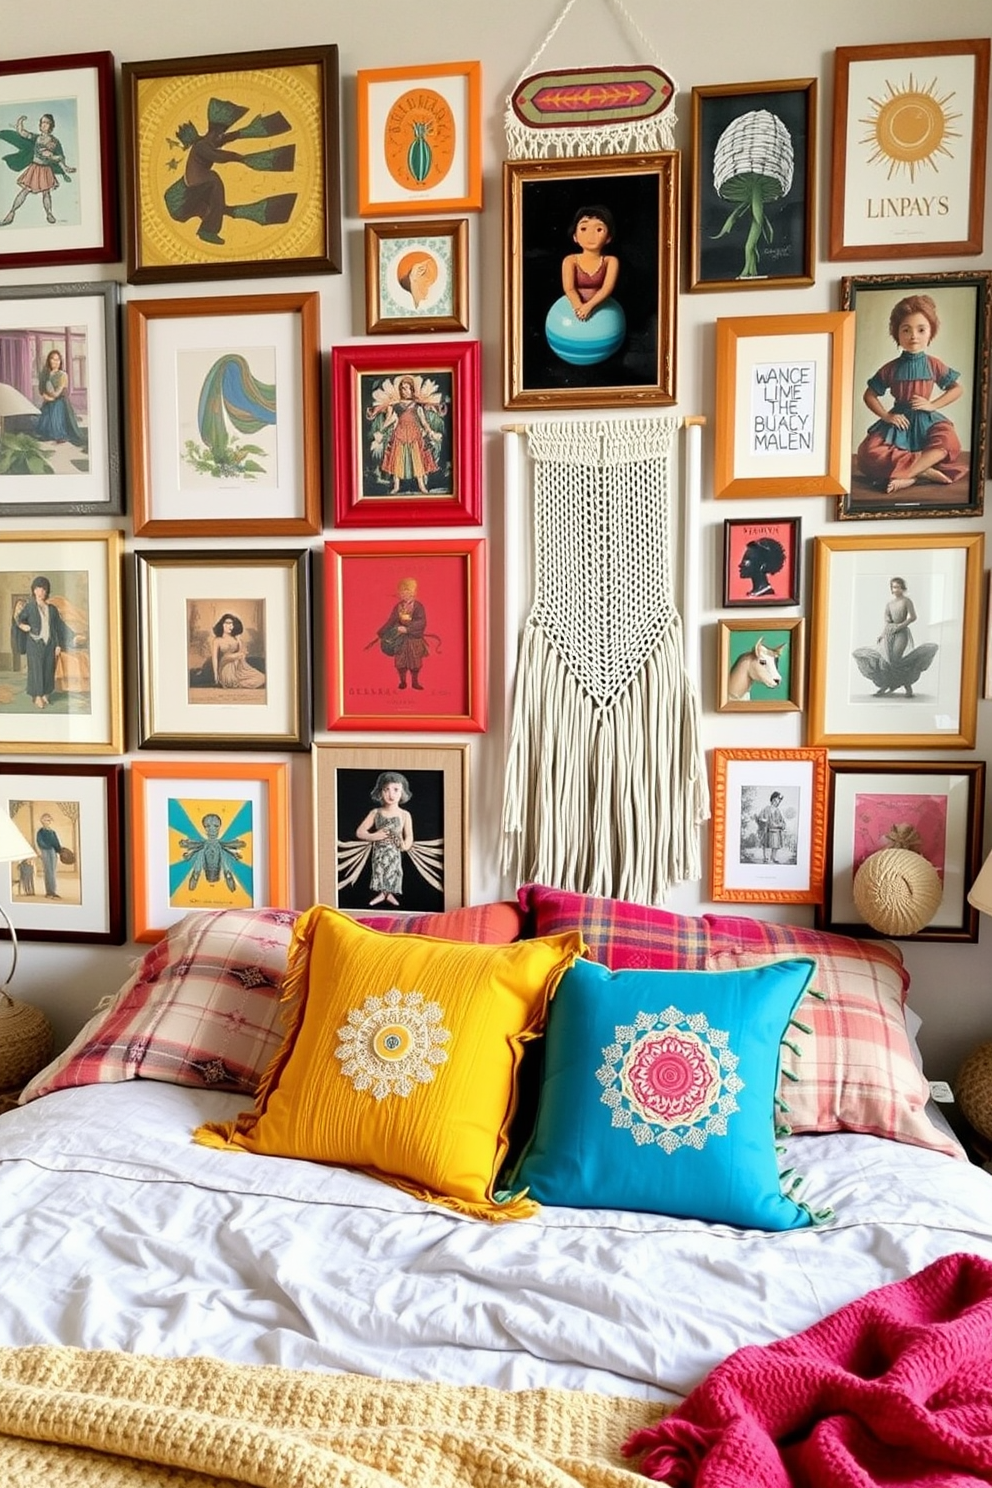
[504,113,676,160]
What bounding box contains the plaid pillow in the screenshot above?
[517,883,712,969]
[20,901,524,1105]
[703,913,962,1160]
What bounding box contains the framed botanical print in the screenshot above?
[357,61,482,216]
[690,77,816,292]
[829,39,990,260]
[710,746,828,904]
[0,51,118,269]
[364,218,468,334]
[839,270,991,520]
[127,291,322,537]
[121,45,341,283]
[0,762,125,944]
[723,517,801,607]
[0,281,121,517]
[324,537,487,733]
[313,742,468,915]
[807,532,984,749]
[717,617,805,713]
[135,549,311,750]
[331,340,480,527]
[0,529,123,754]
[129,759,290,942]
[818,760,985,941]
[503,152,679,409]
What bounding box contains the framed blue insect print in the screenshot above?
[130,759,289,941]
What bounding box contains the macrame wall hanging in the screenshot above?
[501,417,709,906]
[504,0,678,160]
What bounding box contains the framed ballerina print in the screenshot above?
[0,51,118,270]
[121,45,341,283]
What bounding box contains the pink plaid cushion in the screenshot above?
[518,883,712,969]
[704,913,962,1160]
[20,901,524,1105]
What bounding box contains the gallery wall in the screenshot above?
[2,0,992,1082]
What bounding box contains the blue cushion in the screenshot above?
[513,956,819,1231]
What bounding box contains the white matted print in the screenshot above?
[711,747,827,904]
[358,62,482,216]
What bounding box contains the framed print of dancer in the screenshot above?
[0,111,76,228]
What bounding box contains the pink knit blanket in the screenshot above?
[623,1252,992,1487]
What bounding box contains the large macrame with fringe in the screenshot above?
[502,417,708,905]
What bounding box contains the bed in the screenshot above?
[1,888,991,1483]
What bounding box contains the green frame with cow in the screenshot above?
[717,617,805,713]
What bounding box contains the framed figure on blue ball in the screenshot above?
[503,153,678,409]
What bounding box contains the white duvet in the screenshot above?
[2,1082,991,1403]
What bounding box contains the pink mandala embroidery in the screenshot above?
[622,1030,719,1125]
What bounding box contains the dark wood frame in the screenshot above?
[364,218,469,334]
[722,516,802,607]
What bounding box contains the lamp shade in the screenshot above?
[0,811,33,865]
[0,382,38,420]
[967,850,992,918]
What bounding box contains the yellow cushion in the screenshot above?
[194,905,584,1220]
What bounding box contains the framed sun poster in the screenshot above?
[121,45,341,283]
[829,39,990,261]
[129,758,290,942]
[357,61,482,216]
[0,51,118,270]
[324,537,487,733]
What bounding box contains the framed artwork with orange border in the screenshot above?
[129,759,290,942]
[710,746,828,905]
[324,538,487,733]
[357,61,482,216]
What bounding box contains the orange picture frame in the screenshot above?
[357,61,482,217]
[710,746,828,905]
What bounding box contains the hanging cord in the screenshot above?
[512,0,668,89]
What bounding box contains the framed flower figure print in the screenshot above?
[332,340,480,527]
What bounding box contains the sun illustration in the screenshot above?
[859,74,961,181]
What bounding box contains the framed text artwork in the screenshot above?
[0,281,122,518]
[357,61,482,217]
[135,549,311,751]
[324,537,487,733]
[331,340,480,528]
[129,759,290,943]
[121,45,341,283]
[723,517,802,607]
[829,39,990,260]
[818,760,985,942]
[503,153,679,410]
[364,219,468,335]
[0,51,118,270]
[839,270,991,521]
[0,762,125,944]
[713,311,855,497]
[807,532,984,750]
[0,529,123,755]
[710,746,828,905]
[717,617,805,714]
[313,742,468,915]
[127,291,322,537]
[690,77,816,292]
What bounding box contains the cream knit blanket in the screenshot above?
[0,1346,669,1487]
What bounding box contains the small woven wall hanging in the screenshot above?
[505,0,677,160]
[501,417,708,905]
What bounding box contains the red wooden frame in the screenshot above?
[332,340,481,527]
[325,538,487,732]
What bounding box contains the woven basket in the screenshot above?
[852,848,943,937]
[956,1041,992,1142]
[0,992,54,1090]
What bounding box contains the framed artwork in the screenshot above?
[717,617,805,713]
[818,760,986,941]
[839,270,992,520]
[829,39,990,260]
[127,291,322,537]
[364,218,468,334]
[807,532,984,749]
[503,152,679,409]
[0,528,123,755]
[0,51,117,270]
[331,340,480,528]
[313,742,468,915]
[121,45,341,284]
[713,311,855,497]
[129,759,290,943]
[135,549,311,751]
[722,517,802,607]
[0,281,121,518]
[357,61,482,217]
[710,746,828,905]
[0,762,124,944]
[324,537,487,733]
[690,78,816,292]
